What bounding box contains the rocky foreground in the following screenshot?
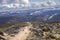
[0,22,60,40]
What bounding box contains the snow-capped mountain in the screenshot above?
[0,8,60,25]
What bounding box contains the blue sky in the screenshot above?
[30,0,45,2]
[0,0,60,5]
[30,0,60,5]
[30,0,60,2]
[0,0,60,9]
[0,0,60,3]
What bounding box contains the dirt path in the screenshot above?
[9,22,32,40]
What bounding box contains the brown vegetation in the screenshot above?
[0,22,60,40]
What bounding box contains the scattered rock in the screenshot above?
[1,22,60,40]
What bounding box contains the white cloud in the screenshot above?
[0,0,57,8]
[20,0,31,8]
[30,0,56,8]
[2,0,7,3]
[46,0,56,6]
[31,2,41,7]
[20,0,29,4]
[40,2,49,7]
[15,0,20,3]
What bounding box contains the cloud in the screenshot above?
[20,0,29,4]
[31,2,41,7]
[0,0,31,8]
[46,0,56,6]
[20,0,31,7]
[30,0,56,8]
[15,0,20,3]
[2,0,7,3]
[0,0,57,8]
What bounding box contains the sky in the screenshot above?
[30,0,57,2]
[30,0,60,3]
[0,0,60,8]
[0,0,60,3]
[0,0,60,4]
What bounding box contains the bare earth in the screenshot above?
[1,22,60,40]
[9,22,32,40]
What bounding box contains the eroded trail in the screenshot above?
[9,22,32,40]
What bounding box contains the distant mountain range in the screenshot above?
[0,8,60,25]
